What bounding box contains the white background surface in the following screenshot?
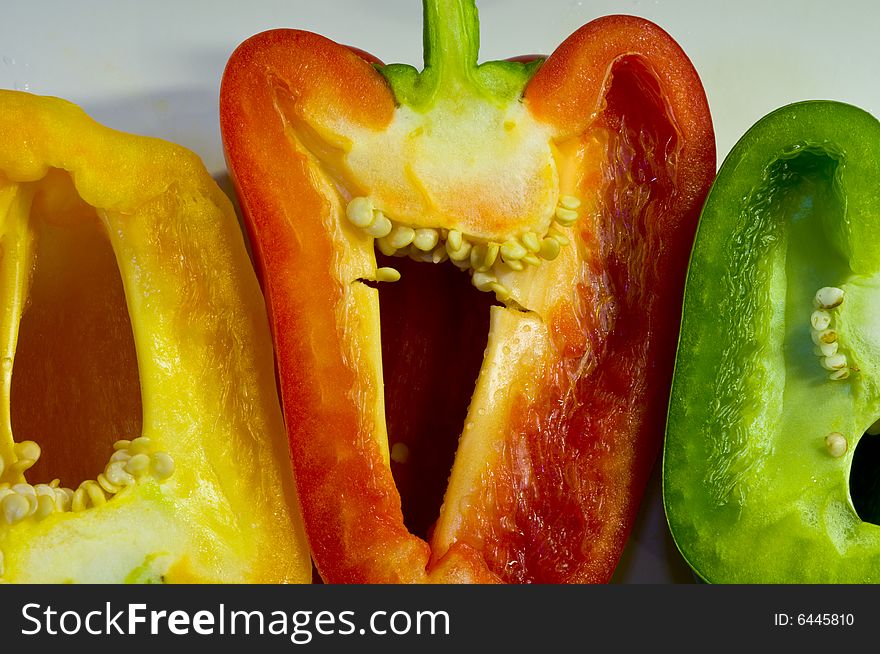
[2,0,879,583]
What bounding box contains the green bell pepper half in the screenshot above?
[663,100,880,583]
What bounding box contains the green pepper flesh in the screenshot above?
[664,100,880,583]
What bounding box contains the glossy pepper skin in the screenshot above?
[664,101,880,583]
[221,0,715,583]
[0,90,311,583]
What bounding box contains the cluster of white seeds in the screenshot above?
[0,437,174,526]
[346,194,579,301]
[810,286,852,381]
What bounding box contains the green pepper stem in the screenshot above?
[422,0,480,95]
[379,0,538,109]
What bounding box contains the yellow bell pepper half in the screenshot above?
[0,90,310,583]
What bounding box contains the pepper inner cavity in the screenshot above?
[772,149,849,379]
[849,421,880,526]
[377,254,494,539]
[1,169,152,522]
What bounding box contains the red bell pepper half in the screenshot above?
[220,0,715,583]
